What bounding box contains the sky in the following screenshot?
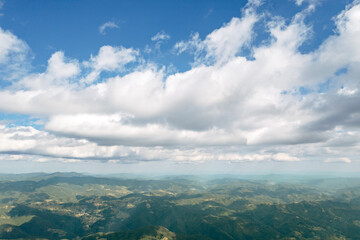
[0,0,359,174]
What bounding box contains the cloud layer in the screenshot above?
[0,1,360,165]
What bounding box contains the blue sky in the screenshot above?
[0,0,359,174]
[1,0,350,70]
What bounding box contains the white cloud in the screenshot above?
[151,31,171,51]
[0,27,30,80]
[89,46,138,72]
[0,124,131,161]
[45,114,248,147]
[245,0,263,8]
[151,30,170,42]
[337,87,358,96]
[99,21,119,35]
[0,1,360,165]
[0,28,28,63]
[324,157,352,163]
[217,153,299,162]
[174,2,259,65]
[47,51,80,79]
[0,124,299,163]
[81,45,138,84]
[294,0,305,6]
[174,32,204,56]
[204,15,258,63]
[293,0,318,8]
[15,51,80,89]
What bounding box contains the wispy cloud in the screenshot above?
[204,8,213,18]
[151,30,170,42]
[99,21,119,35]
[174,2,259,65]
[0,27,31,80]
[324,158,352,163]
[0,1,4,16]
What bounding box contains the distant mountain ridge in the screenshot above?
[0,173,360,239]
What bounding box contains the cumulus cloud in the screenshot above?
[89,46,138,72]
[14,51,80,89]
[0,0,360,165]
[175,2,259,64]
[81,45,138,84]
[99,21,119,35]
[45,51,80,82]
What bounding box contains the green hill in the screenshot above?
[0,173,360,239]
[82,226,176,240]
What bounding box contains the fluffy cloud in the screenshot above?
[0,1,359,165]
[14,51,80,89]
[81,45,138,84]
[175,2,259,64]
[89,46,138,72]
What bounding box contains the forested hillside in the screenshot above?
[0,173,360,239]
